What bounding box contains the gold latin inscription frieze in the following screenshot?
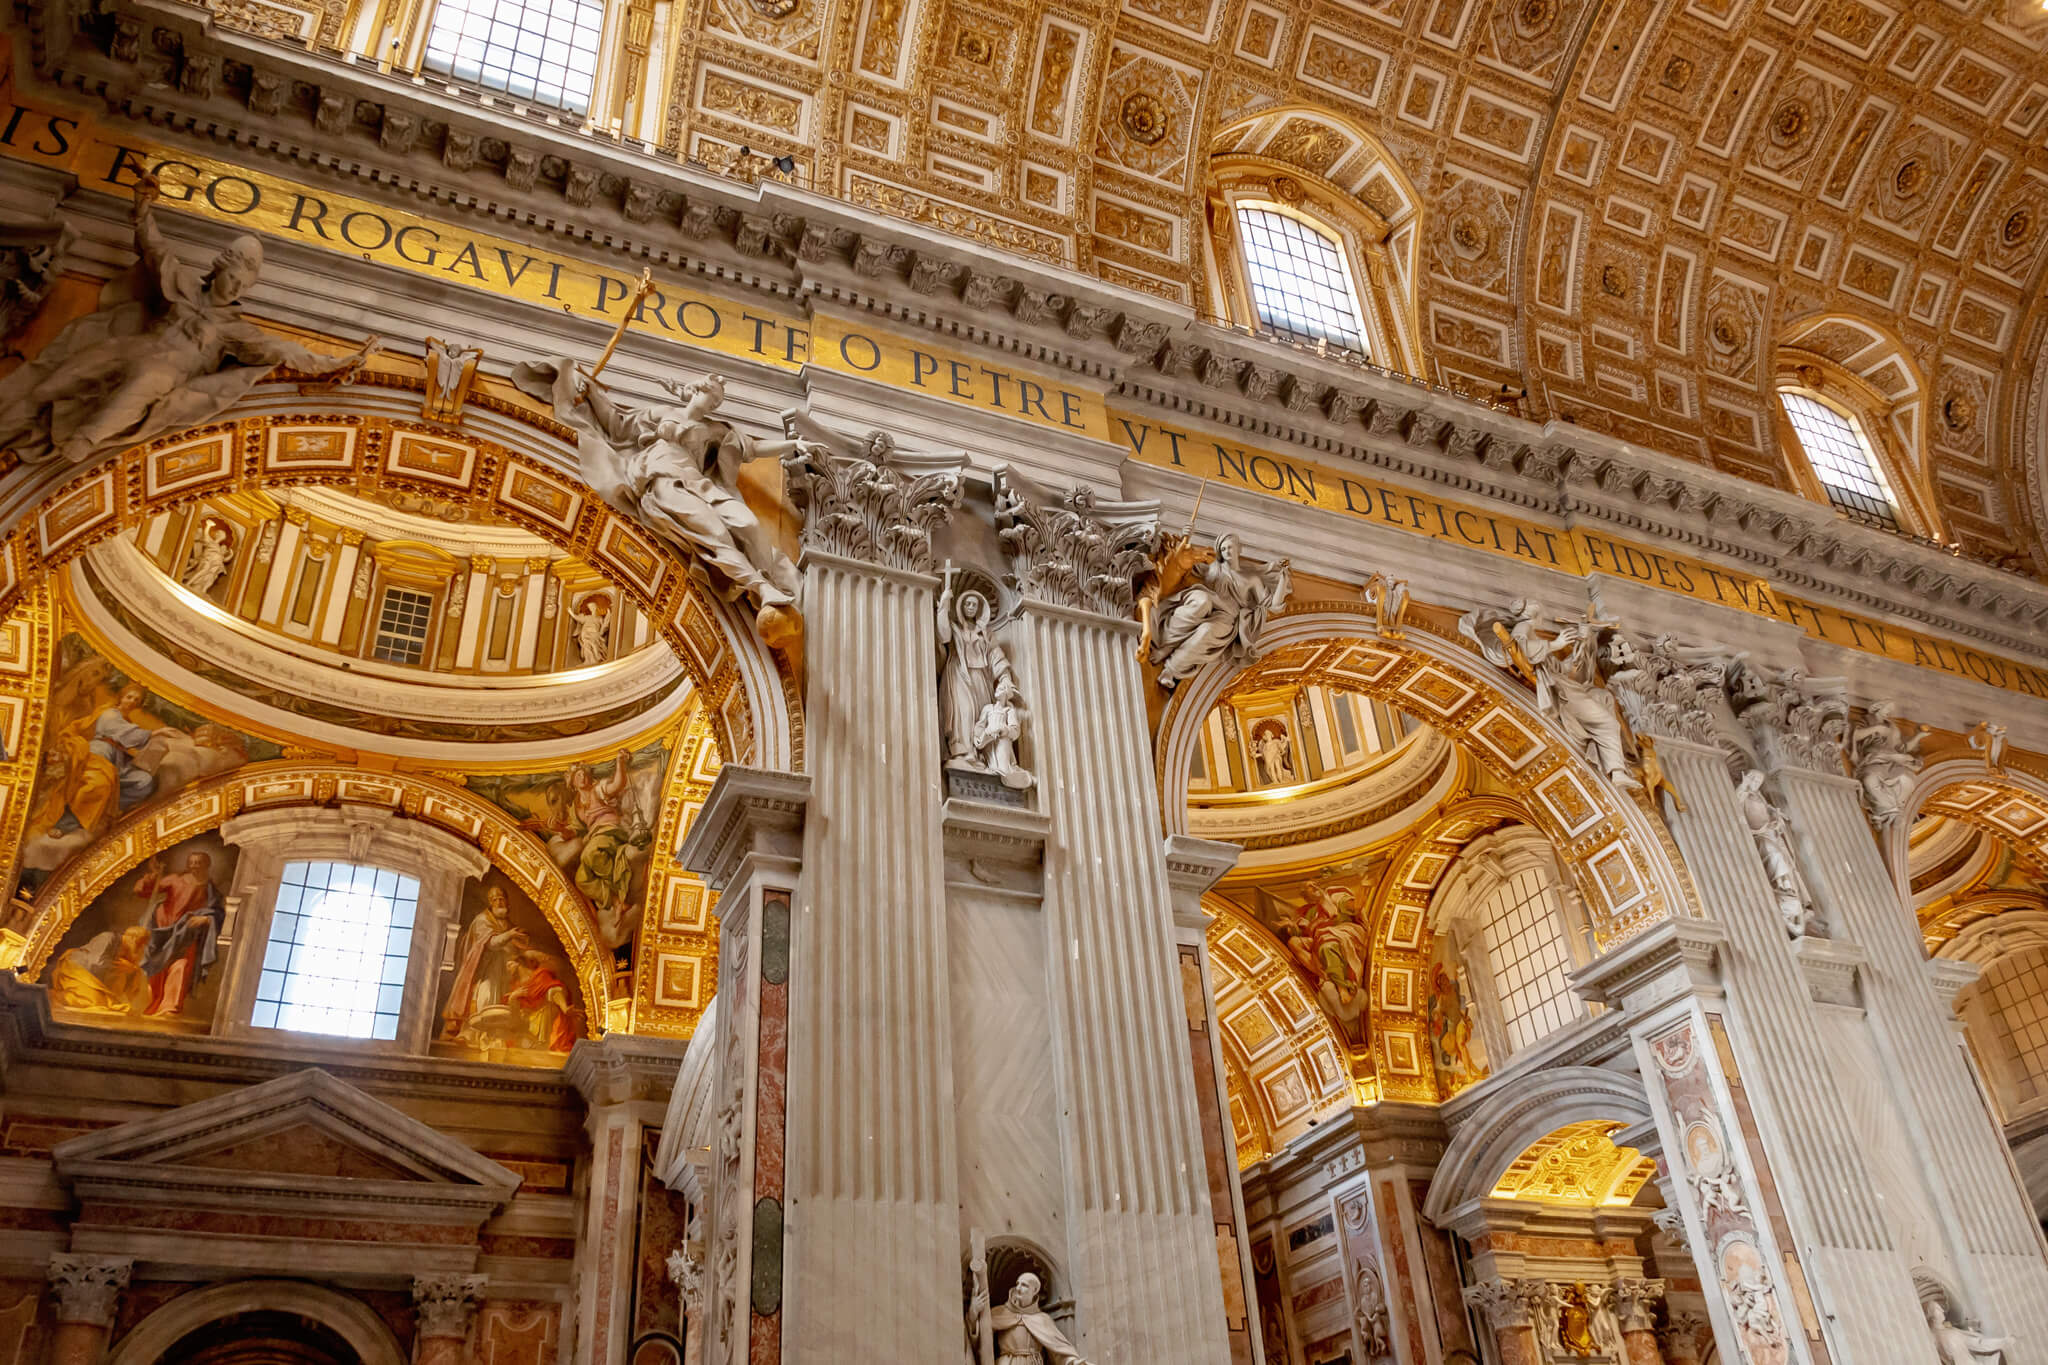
[1113,411,2048,700]
[2,100,2043,696]
[0,99,1108,441]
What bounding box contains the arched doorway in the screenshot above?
[108,1282,406,1365]
[156,1310,358,1365]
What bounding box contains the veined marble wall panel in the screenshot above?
[949,884,1065,1250]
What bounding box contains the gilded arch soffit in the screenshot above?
[12,761,620,1023]
[1487,1118,1656,1210]
[0,375,801,774]
[1206,899,1353,1167]
[1158,606,1683,950]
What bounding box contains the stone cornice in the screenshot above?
[0,974,579,1106]
[674,765,809,891]
[20,0,2048,657]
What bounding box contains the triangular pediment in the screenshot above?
[53,1068,520,1225]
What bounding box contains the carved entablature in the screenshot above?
[780,429,965,575]
[991,470,1159,620]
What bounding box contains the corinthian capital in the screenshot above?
[1462,1277,1546,1330]
[1611,1277,1667,1333]
[412,1273,487,1340]
[1729,661,1848,773]
[47,1253,132,1327]
[991,467,1158,617]
[780,429,964,573]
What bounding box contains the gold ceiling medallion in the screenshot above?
[748,0,800,16]
[1599,264,1629,298]
[1120,91,1170,146]
[1267,175,1304,206]
[2003,208,2034,247]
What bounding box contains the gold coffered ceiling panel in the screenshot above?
[655,0,2048,561]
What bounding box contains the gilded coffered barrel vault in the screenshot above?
[1,0,2047,1360]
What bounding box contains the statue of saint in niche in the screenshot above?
[970,1273,1091,1365]
[0,175,377,467]
[936,568,1033,791]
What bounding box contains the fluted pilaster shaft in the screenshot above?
[1645,737,1907,1360]
[787,551,959,1361]
[1016,598,1230,1364]
[1773,765,2048,1347]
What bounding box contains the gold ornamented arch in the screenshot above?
[15,760,619,1023]
[1157,603,1693,1100]
[0,379,801,774]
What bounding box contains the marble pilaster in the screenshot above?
[565,1036,686,1365]
[45,1254,130,1365]
[677,764,807,1365]
[1164,834,1258,1365]
[1007,569,1231,1363]
[1769,761,2048,1345]
[412,1273,486,1365]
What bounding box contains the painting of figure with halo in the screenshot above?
[431,871,586,1063]
[42,830,238,1033]
[21,635,279,889]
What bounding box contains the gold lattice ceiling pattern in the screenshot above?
[638,0,2048,559]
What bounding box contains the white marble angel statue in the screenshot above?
[1735,769,1821,936]
[512,364,805,642]
[0,174,378,466]
[179,517,235,596]
[1926,1298,2012,1365]
[971,677,1034,791]
[968,1273,1092,1365]
[1150,533,1291,688]
[1851,700,1924,829]
[1466,602,1640,790]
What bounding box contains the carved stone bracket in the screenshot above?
[1732,663,1849,774]
[780,429,964,574]
[991,468,1158,619]
[46,1253,132,1328]
[413,1274,487,1340]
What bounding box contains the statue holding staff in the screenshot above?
[0,174,378,467]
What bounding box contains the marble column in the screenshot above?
[1587,729,1905,1361]
[44,1254,129,1365]
[1462,1278,1541,1365]
[1164,834,1259,1365]
[412,1273,485,1365]
[1612,1277,1667,1365]
[565,1037,687,1365]
[1771,758,2048,1342]
[1002,483,1231,1364]
[678,765,806,1365]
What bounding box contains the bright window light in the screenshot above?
[1235,206,1370,357]
[1780,390,1901,531]
[422,0,604,115]
[1476,867,1581,1053]
[252,862,418,1040]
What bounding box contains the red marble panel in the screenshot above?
[1376,1178,1427,1363]
[478,1300,559,1365]
[73,1204,473,1244]
[591,1124,627,1359]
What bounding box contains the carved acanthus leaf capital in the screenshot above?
[1731,663,1848,773]
[1611,1277,1667,1333]
[1463,1277,1547,1330]
[992,468,1158,617]
[412,1273,487,1340]
[781,432,964,573]
[46,1254,132,1328]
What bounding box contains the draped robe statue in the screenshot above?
[512,365,803,642]
[0,178,375,466]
